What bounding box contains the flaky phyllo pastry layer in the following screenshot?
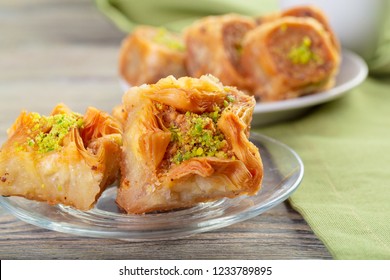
[184,14,255,92]
[117,75,263,214]
[0,104,122,210]
[241,15,340,101]
[119,26,187,86]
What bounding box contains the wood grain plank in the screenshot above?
[0,203,331,259]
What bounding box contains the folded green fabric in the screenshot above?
[369,14,390,75]
[258,78,390,259]
[95,0,277,32]
[96,0,390,259]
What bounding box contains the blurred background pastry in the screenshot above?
[119,26,187,86]
[241,16,340,101]
[184,14,255,92]
[257,5,339,51]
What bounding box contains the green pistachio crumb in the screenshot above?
[195,147,204,156]
[21,113,84,153]
[27,138,35,147]
[153,28,185,51]
[170,108,231,164]
[226,95,235,103]
[288,36,321,65]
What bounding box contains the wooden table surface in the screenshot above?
[0,0,331,259]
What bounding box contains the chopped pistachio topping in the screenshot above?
[168,102,236,165]
[288,36,321,65]
[25,113,83,153]
[170,109,228,164]
[155,95,236,165]
[152,28,185,51]
[226,95,235,103]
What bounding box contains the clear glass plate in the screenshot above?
[0,133,304,241]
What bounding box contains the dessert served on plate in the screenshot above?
[118,5,341,103]
[1,76,263,215]
[256,5,340,51]
[117,75,263,214]
[241,16,340,101]
[0,104,122,210]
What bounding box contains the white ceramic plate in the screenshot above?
[251,49,368,126]
[0,133,303,241]
[120,49,368,127]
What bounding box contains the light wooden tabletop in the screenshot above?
[0,0,331,259]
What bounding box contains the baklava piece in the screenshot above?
[184,14,255,91]
[0,104,122,210]
[257,5,339,51]
[117,75,263,214]
[119,26,187,86]
[241,17,340,101]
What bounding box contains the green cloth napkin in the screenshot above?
[96,0,390,259]
[369,14,390,75]
[95,0,278,31]
[258,78,390,259]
